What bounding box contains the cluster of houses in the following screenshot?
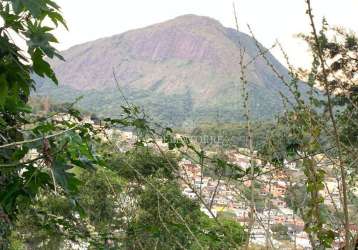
[176,147,358,249]
[177,152,312,249]
[80,122,354,249]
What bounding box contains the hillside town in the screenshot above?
[178,155,309,249]
[97,124,358,249]
[177,149,356,249]
[99,126,357,249]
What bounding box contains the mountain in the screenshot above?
[35,14,297,126]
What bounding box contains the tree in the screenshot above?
[9,144,247,249]
[109,147,178,182]
[271,224,290,241]
[196,215,246,250]
[257,3,358,246]
[0,1,102,247]
[125,179,202,249]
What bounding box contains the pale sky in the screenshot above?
[54,0,358,68]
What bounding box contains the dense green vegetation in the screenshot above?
[188,122,275,150]
[33,82,289,128]
[0,0,87,248]
[9,147,246,249]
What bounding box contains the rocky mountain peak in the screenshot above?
[39,14,294,125]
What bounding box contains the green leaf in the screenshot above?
[11,146,29,161]
[11,0,23,14]
[53,160,81,193]
[47,0,61,10]
[32,49,58,84]
[21,0,43,18]
[23,167,52,195]
[72,156,96,171]
[48,10,68,29]
[0,179,25,214]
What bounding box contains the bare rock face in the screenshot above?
[42,14,295,124]
[50,14,287,91]
[126,15,222,64]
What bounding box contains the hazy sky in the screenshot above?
[54,0,357,68]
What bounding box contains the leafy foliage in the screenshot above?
[8,146,247,249]
[0,1,103,247]
[258,16,358,247]
[109,147,178,181]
